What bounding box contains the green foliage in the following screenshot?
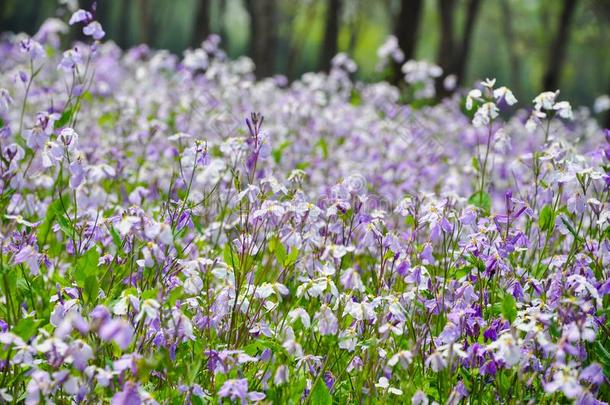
[468,191,491,214]
[538,205,555,232]
[74,248,101,303]
[310,378,333,405]
[501,294,517,324]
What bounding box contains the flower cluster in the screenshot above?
[0,10,608,405]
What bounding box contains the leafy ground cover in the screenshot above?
[0,11,609,404]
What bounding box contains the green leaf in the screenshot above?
[350,89,362,106]
[594,341,610,379]
[74,247,100,288]
[468,191,491,214]
[271,140,291,164]
[560,216,583,243]
[37,199,64,247]
[109,226,125,254]
[538,205,555,232]
[55,106,75,128]
[13,318,42,340]
[472,157,480,172]
[269,236,287,264]
[223,243,239,270]
[404,214,415,228]
[310,377,333,405]
[316,138,329,159]
[284,247,299,267]
[501,294,517,324]
[56,213,75,237]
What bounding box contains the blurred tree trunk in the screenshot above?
[285,2,319,80]
[435,0,482,98]
[542,0,577,91]
[391,0,423,85]
[454,0,481,83]
[319,0,342,72]
[191,0,211,47]
[219,0,229,49]
[117,1,131,48]
[246,0,277,78]
[500,0,521,95]
[347,18,360,58]
[435,0,456,95]
[138,0,154,45]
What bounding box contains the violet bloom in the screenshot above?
[323,371,335,391]
[13,245,40,275]
[111,382,141,405]
[218,379,265,404]
[69,9,92,25]
[98,318,134,350]
[411,390,429,405]
[83,21,105,40]
[19,38,45,60]
[69,159,85,189]
[58,48,82,72]
[314,306,338,336]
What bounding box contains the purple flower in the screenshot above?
[323,371,335,390]
[411,390,429,405]
[69,9,92,25]
[58,48,82,72]
[83,21,105,40]
[98,318,134,350]
[314,306,338,335]
[218,379,265,404]
[19,38,45,60]
[111,382,141,405]
[69,159,85,189]
[13,245,40,275]
[580,363,604,385]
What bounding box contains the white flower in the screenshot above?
[288,308,311,328]
[465,89,482,110]
[533,91,559,110]
[388,350,413,369]
[375,377,403,395]
[488,332,521,366]
[344,300,376,321]
[481,78,496,89]
[553,101,573,119]
[544,367,582,399]
[594,94,610,113]
[493,86,517,105]
[135,299,160,321]
[472,102,499,127]
[5,214,37,227]
[42,141,64,168]
[425,351,447,372]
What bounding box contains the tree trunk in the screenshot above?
[391,0,423,84]
[319,0,342,72]
[500,0,521,95]
[435,0,483,98]
[219,0,229,49]
[542,0,578,91]
[117,1,131,48]
[435,0,456,97]
[191,0,211,47]
[453,0,481,85]
[138,0,154,45]
[247,0,277,78]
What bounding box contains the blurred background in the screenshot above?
[1,0,609,109]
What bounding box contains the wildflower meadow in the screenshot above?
[0,7,609,405]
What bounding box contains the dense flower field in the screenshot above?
[0,11,609,404]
